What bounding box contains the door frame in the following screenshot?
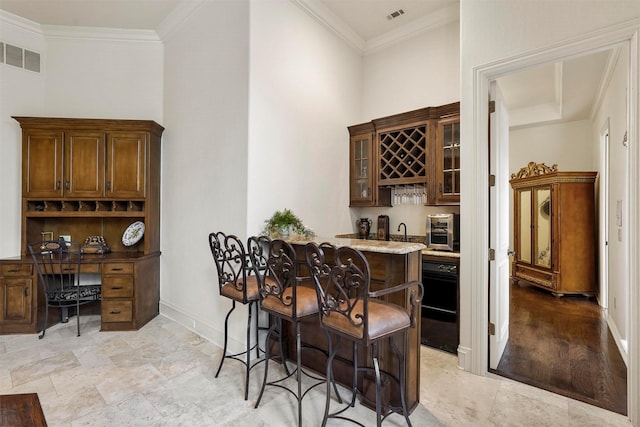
[600,119,610,310]
[464,20,639,423]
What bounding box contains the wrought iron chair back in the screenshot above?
[209,231,253,304]
[306,243,373,343]
[261,239,299,319]
[28,239,101,338]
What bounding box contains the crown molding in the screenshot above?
[1,9,160,42]
[41,25,160,42]
[292,0,365,53]
[293,0,459,56]
[156,1,205,43]
[0,9,42,35]
[364,3,459,55]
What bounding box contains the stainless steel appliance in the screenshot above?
[426,213,460,251]
[421,259,458,354]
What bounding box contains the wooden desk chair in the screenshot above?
[28,240,101,339]
[305,242,422,427]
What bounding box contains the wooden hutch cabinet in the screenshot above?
[510,162,597,296]
[348,102,460,207]
[0,117,163,335]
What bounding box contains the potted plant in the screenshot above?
[263,209,314,239]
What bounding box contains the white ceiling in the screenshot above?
[0,0,612,127]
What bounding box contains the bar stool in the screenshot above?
[208,231,265,400]
[251,239,340,427]
[305,242,423,427]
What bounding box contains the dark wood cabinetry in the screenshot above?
[348,123,391,207]
[510,163,597,296]
[348,102,460,207]
[0,264,34,330]
[1,117,163,334]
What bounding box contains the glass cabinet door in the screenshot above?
[534,186,552,269]
[436,117,460,203]
[518,189,532,264]
[349,134,374,206]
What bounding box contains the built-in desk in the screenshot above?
[0,252,160,334]
[285,237,424,413]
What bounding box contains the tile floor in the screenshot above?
[0,315,631,426]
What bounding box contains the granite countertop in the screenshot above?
[332,233,460,258]
[286,236,425,255]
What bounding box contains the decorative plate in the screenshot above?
[122,221,145,247]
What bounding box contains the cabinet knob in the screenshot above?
[24,287,28,297]
[106,181,111,191]
[56,181,61,190]
[64,181,69,190]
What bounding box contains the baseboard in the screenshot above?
[159,300,245,355]
[606,313,628,366]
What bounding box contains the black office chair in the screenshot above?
[208,231,267,400]
[305,242,422,427]
[28,240,101,339]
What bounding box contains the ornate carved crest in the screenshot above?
[511,162,558,179]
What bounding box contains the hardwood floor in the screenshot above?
[493,281,627,415]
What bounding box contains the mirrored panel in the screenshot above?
[534,187,551,268]
[519,189,531,263]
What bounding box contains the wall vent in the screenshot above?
[386,9,405,20]
[1,41,40,73]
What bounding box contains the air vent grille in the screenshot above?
[386,9,405,20]
[1,41,41,73]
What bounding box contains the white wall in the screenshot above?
[159,1,250,348]
[460,0,639,421]
[0,14,46,258]
[509,120,594,175]
[593,44,630,352]
[247,0,362,239]
[353,20,461,239]
[43,35,163,120]
[362,21,460,121]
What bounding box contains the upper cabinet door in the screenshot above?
[22,130,64,197]
[349,132,375,206]
[106,132,147,198]
[435,117,460,204]
[64,131,105,198]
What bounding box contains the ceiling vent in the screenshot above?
[386,9,405,20]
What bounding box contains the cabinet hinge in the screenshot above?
[489,100,496,114]
[488,322,496,336]
[488,248,495,261]
[489,174,496,187]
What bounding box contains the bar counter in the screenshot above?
[284,237,425,413]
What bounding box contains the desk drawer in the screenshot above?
[102,276,134,298]
[1,264,32,276]
[103,263,133,274]
[102,300,132,322]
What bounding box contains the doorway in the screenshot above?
[489,41,629,414]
